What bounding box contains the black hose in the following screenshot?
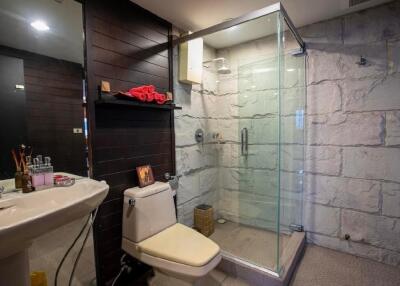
[68,208,99,286]
[55,213,91,286]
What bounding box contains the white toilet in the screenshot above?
[122,181,221,286]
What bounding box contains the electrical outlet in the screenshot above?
[73,128,83,134]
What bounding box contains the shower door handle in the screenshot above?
[241,128,248,156]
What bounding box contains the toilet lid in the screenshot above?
[137,223,220,267]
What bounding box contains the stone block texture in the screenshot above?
[175,1,400,267]
[301,1,400,266]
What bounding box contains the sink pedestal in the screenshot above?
[0,249,30,286]
[0,175,109,286]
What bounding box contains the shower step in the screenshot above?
[216,232,305,286]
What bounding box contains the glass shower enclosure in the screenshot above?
[177,3,306,277]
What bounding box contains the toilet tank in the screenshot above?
[123,181,177,243]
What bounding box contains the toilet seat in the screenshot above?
[122,223,221,277]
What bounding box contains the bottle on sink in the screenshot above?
[31,156,45,188]
[44,157,54,186]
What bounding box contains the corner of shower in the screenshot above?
[176,3,306,285]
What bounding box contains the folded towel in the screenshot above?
[146,92,155,102]
[154,92,166,104]
[125,85,166,104]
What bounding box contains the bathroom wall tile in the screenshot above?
[382,183,400,218]
[281,144,304,172]
[339,42,387,79]
[386,111,400,146]
[307,112,384,146]
[304,146,341,176]
[341,210,400,252]
[281,87,306,116]
[218,119,240,143]
[251,169,278,197]
[177,173,200,205]
[218,75,238,95]
[303,203,341,236]
[305,175,380,213]
[298,18,343,45]
[343,1,400,45]
[199,167,219,194]
[281,115,305,145]
[218,143,236,167]
[175,117,203,146]
[281,171,304,194]
[180,197,202,226]
[250,117,279,144]
[245,144,278,170]
[176,145,218,174]
[342,74,400,112]
[219,167,239,191]
[307,82,342,115]
[388,39,400,74]
[238,90,278,117]
[306,47,344,84]
[342,147,400,183]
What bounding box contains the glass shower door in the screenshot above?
[237,56,280,271]
[235,10,281,271]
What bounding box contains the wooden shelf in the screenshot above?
[95,97,182,110]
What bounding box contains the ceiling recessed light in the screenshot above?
[30,20,50,31]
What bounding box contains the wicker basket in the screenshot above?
[194,204,214,237]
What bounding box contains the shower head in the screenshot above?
[203,57,231,74]
[215,58,231,74]
[217,65,231,74]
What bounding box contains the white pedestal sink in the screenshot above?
[0,174,109,286]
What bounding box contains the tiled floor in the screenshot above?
[207,244,400,286]
[29,216,96,286]
[289,245,400,286]
[209,220,289,270]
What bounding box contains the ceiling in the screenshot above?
[0,0,83,64]
[202,13,280,49]
[131,0,391,34]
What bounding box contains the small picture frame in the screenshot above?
[136,165,155,187]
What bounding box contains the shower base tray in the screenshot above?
[216,231,305,286]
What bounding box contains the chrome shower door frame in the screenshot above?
[175,2,305,53]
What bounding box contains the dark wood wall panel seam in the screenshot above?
[92,47,168,77]
[91,9,169,42]
[91,17,169,57]
[91,32,168,63]
[92,56,169,80]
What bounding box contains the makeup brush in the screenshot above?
[11,149,21,171]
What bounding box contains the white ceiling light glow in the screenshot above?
[30,20,50,31]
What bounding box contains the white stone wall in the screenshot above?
[301,1,400,266]
[214,39,306,232]
[174,1,400,266]
[174,44,220,226]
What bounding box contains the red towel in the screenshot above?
[129,88,146,101]
[126,85,165,104]
[146,92,155,102]
[154,92,166,104]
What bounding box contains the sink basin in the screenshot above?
[0,174,109,285]
[0,198,16,210]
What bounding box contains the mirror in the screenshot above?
[0,0,87,182]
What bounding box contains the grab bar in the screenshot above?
[241,127,248,156]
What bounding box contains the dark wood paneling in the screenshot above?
[84,0,174,284]
[0,45,86,176]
